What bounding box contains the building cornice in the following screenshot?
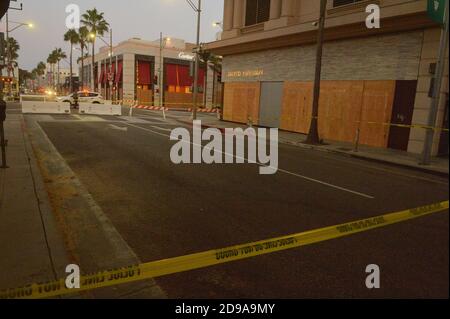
[206,4,438,56]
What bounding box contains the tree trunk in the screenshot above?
[91,40,95,91]
[70,43,73,93]
[81,44,85,88]
[57,61,60,94]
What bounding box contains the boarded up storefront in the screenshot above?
[224,80,402,148]
[136,56,154,106]
[221,31,423,149]
[223,82,261,124]
[279,80,396,148]
[164,60,206,108]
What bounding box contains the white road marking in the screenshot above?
[150,126,174,132]
[108,124,128,132]
[121,122,375,199]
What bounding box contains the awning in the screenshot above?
[137,61,151,85]
[98,65,105,85]
[115,61,123,84]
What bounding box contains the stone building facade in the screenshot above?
[81,38,222,109]
[207,0,449,156]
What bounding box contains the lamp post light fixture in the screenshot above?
[4,3,32,96]
[89,29,114,101]
[212,21,223,29]
[8,20,33,33]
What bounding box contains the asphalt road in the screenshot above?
[21,105,450,298]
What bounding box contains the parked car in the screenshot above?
[56,91,104,106]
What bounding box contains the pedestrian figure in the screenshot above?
[73,91,79,109]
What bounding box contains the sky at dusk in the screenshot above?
[0,0,224,70]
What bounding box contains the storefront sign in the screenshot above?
[428,0,446,24]
[227,69,264,78]
[178,52,195,61]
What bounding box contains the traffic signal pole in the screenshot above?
[421,0,449,165]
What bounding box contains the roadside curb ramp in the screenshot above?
[22,101,71,114]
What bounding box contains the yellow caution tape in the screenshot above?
[1,200,447,299]
[258,115,449,132]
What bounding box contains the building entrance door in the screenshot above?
[259,82,283,128]
[388,80,417,151]
[438,94,449,157]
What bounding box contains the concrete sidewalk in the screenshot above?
[177,114,449,176]
[1,108,166,299]
[0,112,71,295]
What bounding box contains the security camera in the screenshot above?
[312,21,318,27]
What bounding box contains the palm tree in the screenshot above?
[19,69,33,87]
[53,48,67,93]
[77,26,89,88]
[31,69,38,90]
[64,29,80,93]
[7,37,20,62]
[47,52,58,89]
[37,61,46,76]
[33,62,46,92]
[81,8,109,91]
[6,38,20,86]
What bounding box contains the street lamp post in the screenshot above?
[421,0,449,165]
[159,33,170,108]
[90,29,113,101]
[4,7,33,96]
[186,0,202,120]
[306,0,327,145]
[108,29,113,102]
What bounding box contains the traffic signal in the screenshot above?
[154,75,158,85]
[0,0,10,20]
[0,76,13,83]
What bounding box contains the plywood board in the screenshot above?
[359,81,396,148]
[280,82,313,134]
[318,81,365,143]
[223,83,261,124]
[164,92,204,108]
[137,88,153,106]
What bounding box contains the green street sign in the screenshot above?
[428,0,447,24]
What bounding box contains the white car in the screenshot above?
[57,91,105,106]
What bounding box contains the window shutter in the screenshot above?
[257,0,270,24]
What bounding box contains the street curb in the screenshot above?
[24,115,167,299]
[280,139,449,178]
[20,115,74,280]
[175,118,449,177]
